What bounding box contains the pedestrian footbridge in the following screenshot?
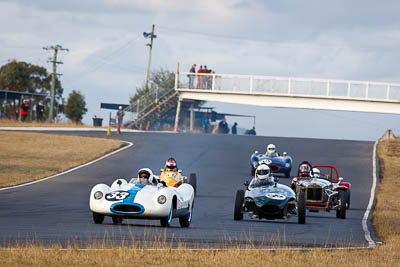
[175,72,400,114]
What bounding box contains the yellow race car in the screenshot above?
[158,158,197,195]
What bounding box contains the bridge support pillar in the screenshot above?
[174,99,182,132]
[190,103,194,132]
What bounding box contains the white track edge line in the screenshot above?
[0,246,376,251]
[361,140,378,248]
[0,141,133,191]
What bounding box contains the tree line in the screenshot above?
[0,60,87,123]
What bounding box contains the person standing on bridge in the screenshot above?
[116,106,124,135]
[197,65,204,89]
[188,64,196,89]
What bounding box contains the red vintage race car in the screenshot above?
[291,162,351,219]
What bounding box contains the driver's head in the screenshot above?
[255,164,271,181]
[165,157,178,171]
[267,144,276,155]
[299,163,311,178]
[138,168,153,184]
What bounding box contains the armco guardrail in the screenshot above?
[176,72,400,102]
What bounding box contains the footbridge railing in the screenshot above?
[176,72,400,103]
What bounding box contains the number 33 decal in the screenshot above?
[106,191,130,201]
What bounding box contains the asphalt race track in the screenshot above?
[0,131,379,248]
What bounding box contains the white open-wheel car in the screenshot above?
[90,168,195,227]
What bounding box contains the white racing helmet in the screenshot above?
[255,164,271,180]
[137,168,157,184]
[267,144,276,154]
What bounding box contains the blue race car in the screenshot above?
[250,144,293,178]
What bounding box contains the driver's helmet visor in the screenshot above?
[166,165,176,170]
[257,169,270,176]
[267,147,275,152]
[139,172,150,179]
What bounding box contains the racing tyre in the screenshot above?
[93,212,104,224]
[189,173,197,196]
[112,216,123,225]
[336,191,346,219]
[297,191,306,224]
[179,201,193,227]
[346,190,351,209]
[250,167,255,176]
[234,190,245,221]
[160,204,173,227]
[285,171,291,178]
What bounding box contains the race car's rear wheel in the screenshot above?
[179,201,193,228]
[297,191,306,224]
[112,216,123,224]
[346,190,351,209]
[336,191,346,219]
[234,190,245,220]
[160,205,173,227]
[284,171,291,178]
[189,173,197,196]
[92,212,104,224]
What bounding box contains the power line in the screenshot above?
[67,34,142,83]
[157,25,390,51]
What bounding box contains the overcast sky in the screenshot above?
[1,0,400,140]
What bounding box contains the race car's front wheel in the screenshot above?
[112,216,123,225]
[234,190,244,220]
[92,212,104,224]
[336,191,347,219]
[179,201,193,227]
[189,173,197,196]
[297,191,306,224]
[160,205,173,227]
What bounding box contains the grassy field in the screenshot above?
[0,131,124,187]
[0,133,399,266]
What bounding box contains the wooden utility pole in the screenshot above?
[144,24,156,90]
[43,44,69,122]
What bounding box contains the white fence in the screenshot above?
[176,72,400,102]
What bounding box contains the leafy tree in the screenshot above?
[64,90,87,123]
[0,60,64,117]
[130,67,175,105]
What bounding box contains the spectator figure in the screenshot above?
[218,117,229,134]
[0,102,6,119]
[145,120,151,131]
[20,99,29,122]
[232,122,238,135]
[197,65,204,89]
[204,66,213,89]
[36,100,45,122]
[203,65,209,88]
[188,64,196,89]
[116,106,124,134]
[246,126,256,135]
[202,112,210,133]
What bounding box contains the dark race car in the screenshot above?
[234,174,306,224]
[291,161,351,219]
